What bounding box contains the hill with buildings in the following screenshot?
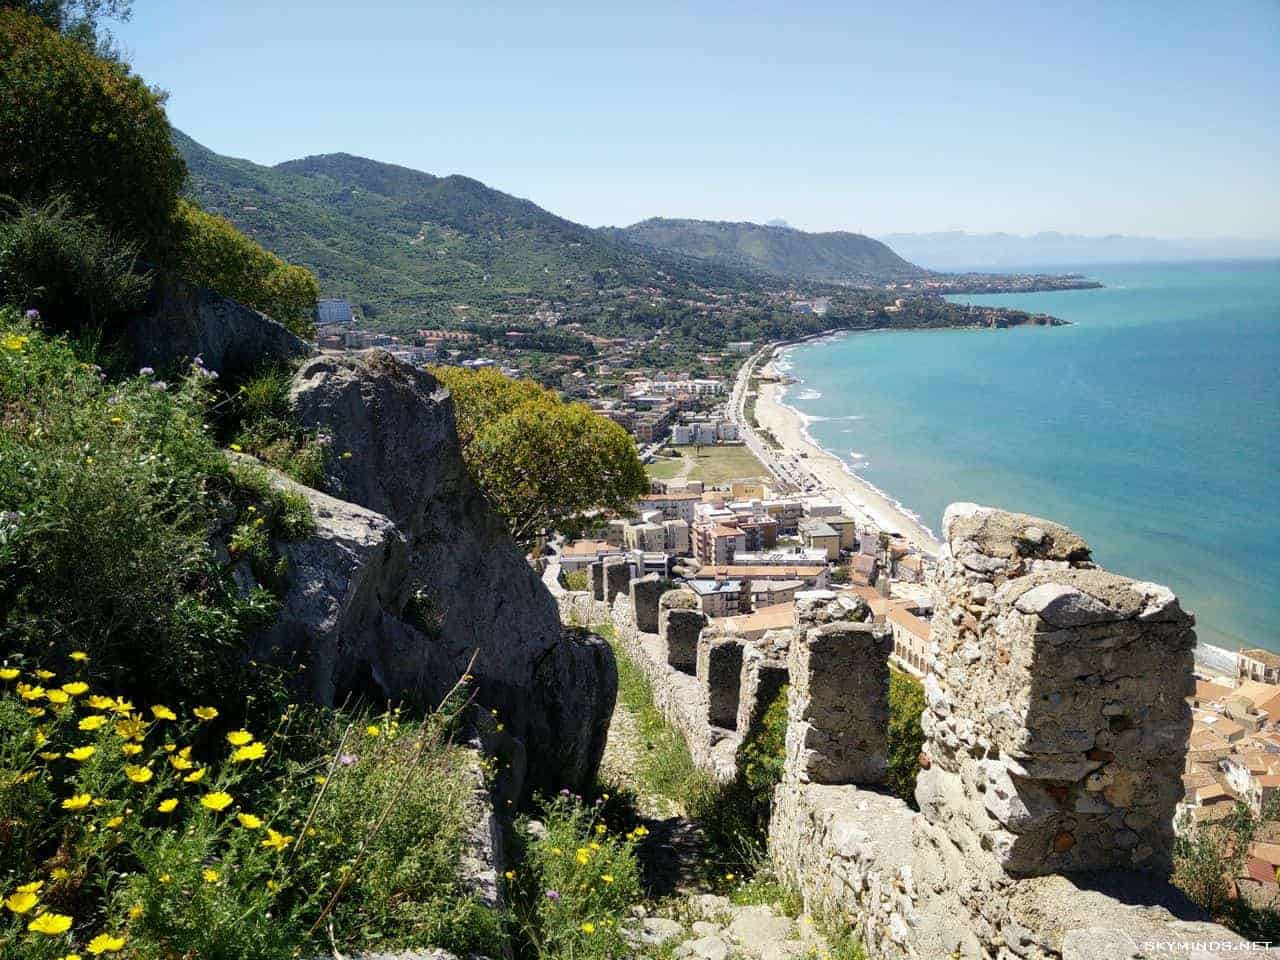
[609,217,928,284]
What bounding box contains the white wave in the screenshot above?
[795,389,822,401]
[849,451,867,460]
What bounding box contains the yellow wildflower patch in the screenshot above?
[62,793,93,811]
[4,890,39,914]
[79,715,108,731]
[261,828,293,851]
[123,764,153,784]
[28,911,74,935]
[193,706,218,721]
[231,741,266,763]
[61,681,89,696]
[150,705,177,721]
[200,791,234,812]
[86,932,127,954]
[157,798,178,813]
[225,729,254,746]
[236,812,263,829]
[67,745,96,762]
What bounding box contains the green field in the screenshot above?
[645,444,768,486]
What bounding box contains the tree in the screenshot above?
[2,0,132,55]
[174,200,319,338]
[432,367,648,545]
[0,9,186,248]
[887,668,926,807]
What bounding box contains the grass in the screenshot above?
[644,444,767,486]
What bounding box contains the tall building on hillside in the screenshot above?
[317,298,354,326]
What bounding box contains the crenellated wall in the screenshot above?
[552,505,1272,958]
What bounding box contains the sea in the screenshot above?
[778,259,1280,654]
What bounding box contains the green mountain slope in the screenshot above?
[608,217,927,283]
[175,130,748,324]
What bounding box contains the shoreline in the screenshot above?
[743,334,942,557]
[743,332,1246,680]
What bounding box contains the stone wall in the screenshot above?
[765,505,1270,960]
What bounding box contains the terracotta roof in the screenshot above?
[640,492,702,502]
[718,603,795,636]
[1196,783,1232,804]
[705,565,826,579]
[888,605,931,640]
[562,540,616,557]
[1195,679,1235,702]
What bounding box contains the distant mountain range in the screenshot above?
[876,231,1280,271]
[606,218,926,283]
[174,130,757,323]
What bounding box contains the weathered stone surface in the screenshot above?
[660,590,706,674]
[736,642,789,740]
[942,502,1091,564]
[785,597,892,785]
[604,555,632,603]
[590,560,607,601]
[130,273,313,376]
[698,633,744,729]
[631,574,664,634]
[265,351,615,791]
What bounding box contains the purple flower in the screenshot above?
[193,355,205,366]
[24,308,39,321]
[139,366,154,376]
[560,788,571,797]
[339,753,358,766]
[544,889,560,901]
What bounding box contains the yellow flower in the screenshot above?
[236,812,263,829]
[581,922,595,934]
[4,890,39,914]
[62,793,93,811]
[228,443,242,452]
[105,816,123,829]
[67,746,95,762]
[595,823,606,834]
[88,695,114,710]
[150,705,177,721]
[724,872,735,881]
[366,724,380,737]
[113,716,146,740]
[128,902,142,920]
[193,706,218,721]
[120,743,142,756]
[39,751,61,761]
[46,689,70,705]
[575,848,590,865]
[168,754,193,771]
[17,881,44,894]
[1,334,30,351]
[260,828,293,851]
[163,742,175,753]
[157,798,178,813]
[86,932,126,954]
[158,873,170,884]
[51,868,68,881]
[589,842,601,851]
[28,911,74,935]
[200,791,233,812]
[69,651,89,662]
[225,730,254,746]
[231,741,266,763]
[123,764,153,784]
[0,668,18,680]
[504,870,516,880]
[18,683,44,700]
[26,706,46,717]
[79,715,108,731]
[61,682,89,696]
[35,669,55,680]
[184,767,207,783]
[13,769,37,784]
[202,869,219,883]
[108,698,134,715]
[601,873,614,883]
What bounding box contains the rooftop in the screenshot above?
[1242,648,1280,669]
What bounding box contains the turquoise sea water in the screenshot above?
[780,260,1280,652]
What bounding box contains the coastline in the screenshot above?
[747,335,942,557]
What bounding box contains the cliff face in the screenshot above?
[137,280,615,792]
[257,351,615,791]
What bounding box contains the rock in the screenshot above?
[727,905,795,946]
[690,921,722,937]
[254,352,616,792]
[684,936,730,960]
[640,917,685,946]
[129,273,313,376]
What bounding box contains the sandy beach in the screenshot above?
[748,350,941,557]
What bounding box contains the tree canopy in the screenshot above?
[433,367,647,545]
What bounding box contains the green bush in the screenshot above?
[217,364,329,488]
[887,669,925,808]
[174,201,319,338]
[0,8,185,247]
[0,663,498,959]
[0,312,278,709]
[0,195,151,331]
[511,794,642,959]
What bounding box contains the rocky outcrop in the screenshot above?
[129,273,313,375]
[250,351,614,791]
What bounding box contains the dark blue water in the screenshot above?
[782,260,1280,651]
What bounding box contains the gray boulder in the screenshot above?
[129,273,313,376]
[268,351,615,792]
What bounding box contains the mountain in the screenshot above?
[877,230,1280,271]
[174,130,751,324]
[606,217,927,283]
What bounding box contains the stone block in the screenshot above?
[698,633,745,729]
[784,602,892,785]
[631,574,664,634]
[604,556,632,603]
[590,560,606,601]
[661,608,707,674]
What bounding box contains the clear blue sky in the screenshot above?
[114,0,1279,237]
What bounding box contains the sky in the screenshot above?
[113,0,1280,237]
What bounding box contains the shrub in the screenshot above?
[0,313,279,709]
[510,793,642,960]
[887,668,925,808]
[174,201,319,338]
[217,364,330,487]
[1174,798,1280,940]
[0,662,498,959]
[563,570,589,592]
[0,195,151,331]
[0,8,186,247]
